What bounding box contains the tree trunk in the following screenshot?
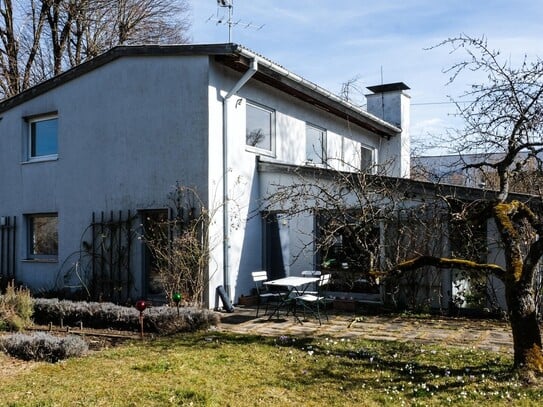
[505,281,542,369]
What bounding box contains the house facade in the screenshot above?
[0,44,410,307]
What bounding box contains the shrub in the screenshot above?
[32,299,219,334]
[0,281,33,331]
[0,332,88,362]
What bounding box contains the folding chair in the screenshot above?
[295,273,332,325]
[251,271,287,317]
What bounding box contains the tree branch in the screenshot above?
[391,255,506,280]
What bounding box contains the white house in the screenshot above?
[0,44,411,307]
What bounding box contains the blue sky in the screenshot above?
[189,1,543,154]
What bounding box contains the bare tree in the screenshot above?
[401,35,543,376]
[0,0,49,96]
[0,0,191,99]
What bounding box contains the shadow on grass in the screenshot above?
[133,331,542,402]
[219,315,257,324]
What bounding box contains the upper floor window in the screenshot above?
[306,124,326,164]
[28,115,58,160]
[246,102,274,153]
[27,213,58,261]
[361,146,375,172]
[341,138,376,172]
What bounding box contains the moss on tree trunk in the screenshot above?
[506,282,543,371]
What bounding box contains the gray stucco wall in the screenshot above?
[0,55,210,297]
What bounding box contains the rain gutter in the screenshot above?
[221,56,258,299]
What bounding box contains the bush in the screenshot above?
[0,332,88,362]
[0,281,33,331]
[32,299,219,334]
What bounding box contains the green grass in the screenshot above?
[0,332,542,406]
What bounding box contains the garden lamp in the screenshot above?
[135,300,147,338]
[173,293,182,316]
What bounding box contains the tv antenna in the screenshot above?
[208,0,264,43]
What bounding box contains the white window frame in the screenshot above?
[27,114,58,162]
[340,138,377,173]
[305,123,327,165]
[361,145,376,173]
[245,101,275,156]
[26,213,58,261]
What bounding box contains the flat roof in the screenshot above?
[367,82,410,93]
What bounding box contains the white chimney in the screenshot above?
[366,82,411,178]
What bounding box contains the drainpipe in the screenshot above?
[222,57,258,300]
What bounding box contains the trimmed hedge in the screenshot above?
[0,332,88,362]
[32,299,220,335]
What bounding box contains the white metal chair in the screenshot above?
[295,273,332,325]
[300,270,321,294]
[251,271,287,317]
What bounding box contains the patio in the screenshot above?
[217,306,515,354]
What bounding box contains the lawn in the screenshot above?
[0,331,542,406]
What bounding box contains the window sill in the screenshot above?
[245,146,275,158]
[21,155,58,164]
[304,161,328,168]
[22,258,58,264]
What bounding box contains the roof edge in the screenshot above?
[257,158,540,202]
[0,43,238,114]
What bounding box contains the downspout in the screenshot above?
[221,57,258,299]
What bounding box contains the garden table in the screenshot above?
[263,276,320,324]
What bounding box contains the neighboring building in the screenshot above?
[412,152,543,193]
[0,44,411,307]
[412,154,490,188]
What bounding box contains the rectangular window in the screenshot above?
[306,124,326,164]
[246,102,274,152]
[29,116,58,159]
[27,214,58,260]
[361,146,374,171]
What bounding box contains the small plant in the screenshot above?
[0,281,33,331]
[0,332,88,362]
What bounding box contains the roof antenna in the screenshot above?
[380,66,385,118]
[207,1,264,43]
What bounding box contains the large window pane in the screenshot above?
[246,103,273,151]
[28,214,58,258]
[30,117,58,158]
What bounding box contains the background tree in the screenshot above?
[0,0,190,99]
